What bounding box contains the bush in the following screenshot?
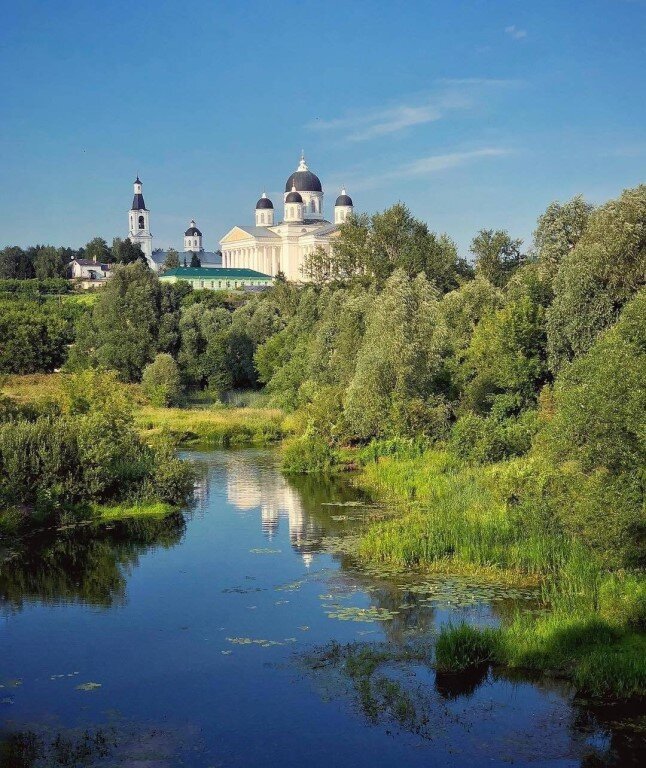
[450,410,538,464]
[282,433,339,474]
[142,353,182,406]
[435,623,501,672]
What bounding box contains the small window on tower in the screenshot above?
[138,215,145,229]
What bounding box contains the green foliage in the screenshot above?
[470,229,523,288]
[0,278,71,295]
[163,247,180,270]
[303,203,471,290]
[0,295,86,373]
[547,185,646,371]
[141,353,182,406]
[461,293,548,413]
[435,624,501,671]
[84,237,112,264]
[0,372,193,524]
[532,195,593,285]
[344,271,447,440]
[111,237,146,264]
[450,409,538,464]
[72,261,161,381]
[282,433,339,474]
[189,251,201,268]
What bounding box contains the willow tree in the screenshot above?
[343,270,448,440]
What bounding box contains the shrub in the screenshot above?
[142,353,182,406]
[282,433,339,474]
[435,624,501,672]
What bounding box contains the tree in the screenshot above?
[547,184,646,371]
[85,237,112,264]
[343,270,447,439]
[33,245,67,279]
[80,262,162,381]
[307,204,470,291]
[163,248,180,271]
[533,195,593,284]
[461,292,548,414]
[0,246,34,279]
[141,353,182,406]
[536,289,646,566]
[189,251,201,268]
[111,237,147,265]
[470,229,523,288]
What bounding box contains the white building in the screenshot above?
[128,176,154,266]
[219,154,354,281]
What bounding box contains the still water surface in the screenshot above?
[1,450,642,766]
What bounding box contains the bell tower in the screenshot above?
[128,176,153,263]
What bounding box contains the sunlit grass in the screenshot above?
[357,450,569,583]
[91,501,175,521]
[135,404,287,447]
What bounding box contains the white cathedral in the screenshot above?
[127,154,354,280]
[219,154,354,281]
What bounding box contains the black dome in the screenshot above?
[335,193,353,206]
[185,226,202,236]
[285,190,303,203]
[284,170,322,193]
[256,196,274,209]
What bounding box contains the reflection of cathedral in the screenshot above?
[223,455,322,567]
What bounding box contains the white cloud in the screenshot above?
[505,25,527,40]
[348,147,514,191]
[308,79,522,143]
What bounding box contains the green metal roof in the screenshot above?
[160,267,272,279]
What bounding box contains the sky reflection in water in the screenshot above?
[0,450,642,767]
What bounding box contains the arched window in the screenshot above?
[138,215,145,229]
[311,200,316,213]
[194,239,197,247]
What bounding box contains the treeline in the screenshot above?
[0,237,146,280]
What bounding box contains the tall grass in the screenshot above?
[135,405,287,447]
[357,445,646,698]
[358,450,570,581]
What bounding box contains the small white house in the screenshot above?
[68,259,112,285]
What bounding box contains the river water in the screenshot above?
[0,450,642,766]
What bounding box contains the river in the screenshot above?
[0,450,642,766]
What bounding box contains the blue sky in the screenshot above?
[1,0,644,257]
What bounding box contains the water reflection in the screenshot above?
[0,513,185,611]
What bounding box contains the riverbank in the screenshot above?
[1,374,289,448]
[352,446,646,700]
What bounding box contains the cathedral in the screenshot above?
[219,154,354,281]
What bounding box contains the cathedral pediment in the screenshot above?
[220,226,256,244]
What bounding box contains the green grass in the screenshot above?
[357,450,568,583]
[135,404,287,447]
[357,445,646,699]
[91,501,175,522]
[435,623,501,672]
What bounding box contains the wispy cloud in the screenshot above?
[308,79,521,143]
[348,147,514,191]
[505,25,527,40]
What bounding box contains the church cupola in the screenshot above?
[128,175,153,265]
[184,219,203,251]
[255,193,274,226]
[284,152,323,220]
[284,185,303,222]
[334,188,354,224]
